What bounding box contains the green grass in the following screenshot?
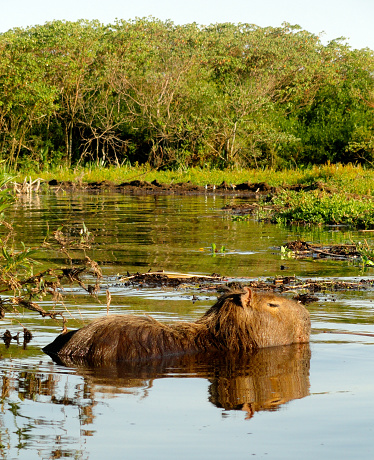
[21,164,303,187]
[15,163,374,197]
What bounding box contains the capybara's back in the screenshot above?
[43,287,310,365]
[43,314,203,364]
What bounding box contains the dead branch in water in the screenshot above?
[120,271,223,288]
[120,270,222,281]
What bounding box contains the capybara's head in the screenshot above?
[200,287,310,351]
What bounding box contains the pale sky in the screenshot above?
[2,0,373,50]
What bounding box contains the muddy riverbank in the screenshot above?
[46,178,333,196]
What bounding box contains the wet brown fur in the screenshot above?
[43,288,310,365]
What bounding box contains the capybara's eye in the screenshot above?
[268,303,280,308]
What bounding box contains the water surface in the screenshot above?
[0,191,373,459]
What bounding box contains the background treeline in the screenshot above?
[1,18,374,170]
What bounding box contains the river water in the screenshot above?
[0,191,373,459]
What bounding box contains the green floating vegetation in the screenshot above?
[211,243,226,256]
[271,190,374,228]
[354,240,374,266]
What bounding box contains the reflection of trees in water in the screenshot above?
[10,193,263,273]
[0,366,91,459]
[0,344,310,457]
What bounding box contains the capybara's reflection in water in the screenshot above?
[207,343,310,419]
[52,343,310,420]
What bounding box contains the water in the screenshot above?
[0,191,373,459]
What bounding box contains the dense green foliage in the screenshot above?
[1,18,374,170]
[271,190,374,228]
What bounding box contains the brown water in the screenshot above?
[0,191,374,459]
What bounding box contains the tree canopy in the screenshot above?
[0,18,373,170]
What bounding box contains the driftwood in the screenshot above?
[283,240,361,260]
[120,271,222,281]
[119,271,223,288]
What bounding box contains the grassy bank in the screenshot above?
[18,163,374,196]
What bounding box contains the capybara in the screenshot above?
[43,287,310,365]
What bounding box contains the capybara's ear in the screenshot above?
[240,287,253,308]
